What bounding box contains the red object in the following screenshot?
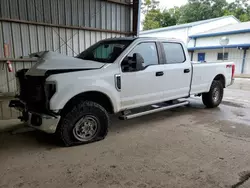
[232,64,235,78]
[226,64,235,78]
[7,60,13,72]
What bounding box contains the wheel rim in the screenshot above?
[73,115,99,142]
[212,87,220,103]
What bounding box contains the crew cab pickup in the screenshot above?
[9,37,235,146]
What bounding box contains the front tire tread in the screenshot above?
[56,100,109,147]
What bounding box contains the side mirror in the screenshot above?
[122,56,129,65]
[121,53,144,72]
[132,53,144,71]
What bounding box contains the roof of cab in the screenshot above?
[103,36,182,43]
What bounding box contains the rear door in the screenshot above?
[160,42,192,100]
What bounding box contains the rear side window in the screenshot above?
[162,43,186,63]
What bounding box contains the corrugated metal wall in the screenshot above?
[0,0,132,32]
[0,0,134,94]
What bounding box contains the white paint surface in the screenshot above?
[194,33,250,47]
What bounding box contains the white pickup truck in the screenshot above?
[9,37,235,146]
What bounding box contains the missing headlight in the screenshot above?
[45,82,56,101]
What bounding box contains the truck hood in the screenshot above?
[26,51,105,76]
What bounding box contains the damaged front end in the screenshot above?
[9,69,60,133]
[8,50,105,133]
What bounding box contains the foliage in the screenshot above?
[142,0,250,30]
[141,0,160,14]
[178,0,228,24]
[143,9,162,30]
[224,0,250,21]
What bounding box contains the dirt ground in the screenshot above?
[1,79,250,188]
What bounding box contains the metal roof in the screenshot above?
[188,43,250,50]
[189,21,250,38]
[140,15,239,35]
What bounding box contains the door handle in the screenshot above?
[184,69,190,73]
[156,71,164,76]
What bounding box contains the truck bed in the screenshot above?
[190,61,234,95]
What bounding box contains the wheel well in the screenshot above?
[61,91,114,116]
[214,74,225,88]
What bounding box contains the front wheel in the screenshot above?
[202,80,224,108]
[56,101,110,147]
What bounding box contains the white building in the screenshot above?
[188,21,250,74]
[140,15,250,75]
[140,16,240,45]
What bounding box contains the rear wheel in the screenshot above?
[56,101,109,146]
[202,80,224,108]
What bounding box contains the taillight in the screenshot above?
[232,64,235,78]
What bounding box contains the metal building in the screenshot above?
[188,21,250,75]
[0,0,139,119]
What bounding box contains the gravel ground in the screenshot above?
[1,79,250,188]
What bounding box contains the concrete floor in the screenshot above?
[1,79,250,188]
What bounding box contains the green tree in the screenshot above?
[159,9,178,27]
[143,9,161,30]
[141,0,160,14]
[142,0,178,30]
[143,9,179,30]
[224,0,250,21]
[169,6,181,23]
[178,0,228,24]
[142,0,250,31]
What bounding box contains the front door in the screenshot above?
[120,42,165,110]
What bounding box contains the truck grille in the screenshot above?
[16,69,46,111]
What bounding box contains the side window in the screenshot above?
[162,43,186,63]
[217,52,228,60]
[128,42,159,67]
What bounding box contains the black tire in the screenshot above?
[56,101,109,147]
[202,80,224,108]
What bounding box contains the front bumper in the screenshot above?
[9,100,60,134]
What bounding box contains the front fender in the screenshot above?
[49,79,121,113]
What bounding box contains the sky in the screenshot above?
[158,0,235,9]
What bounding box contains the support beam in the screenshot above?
[0,58,37,62]
[105,0,132,6]
[190,51,194,61]
[241,48,248,74]
[132,0,139,36]
[137,0,142,36]
[0,18,133,35]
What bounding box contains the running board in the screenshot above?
[119,101,189,120]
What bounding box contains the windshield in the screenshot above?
[76,40,133,63]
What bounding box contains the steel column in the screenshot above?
[241,48,248,74]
